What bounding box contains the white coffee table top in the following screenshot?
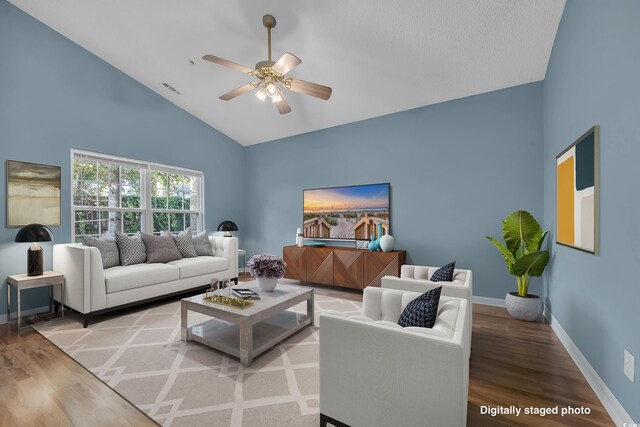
[182,281,312,318]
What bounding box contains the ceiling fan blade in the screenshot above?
[219,83,256,101]
[203,55,254,74]
[288,78,332,100]
[274,97,292,114]
[271,52,302,76]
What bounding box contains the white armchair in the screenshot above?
[320,286,469,427]
[382,265,473,350]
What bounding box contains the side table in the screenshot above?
[7,271,65,328]
[238,249,246,275]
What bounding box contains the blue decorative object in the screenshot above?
[368,235,379,251]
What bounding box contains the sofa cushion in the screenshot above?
[141,232,182,263]
[192,230,214,256]
[83,234,120,269]
[162,228,198,258]
[166,257,229,279]
[104,263,180,293]
[431,261,456,282]
[115,232,147,266]
[398,286,442,328]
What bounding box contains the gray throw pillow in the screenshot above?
[161,227,198,258]
[115,231,147,266]
[82,235,120,268]
[140,232,183,263]
[192,230,213,256]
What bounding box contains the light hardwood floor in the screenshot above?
[0,278,614,426]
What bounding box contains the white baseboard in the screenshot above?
[0,305,51,325]
[544,311,635,425]
[472,296,505,307]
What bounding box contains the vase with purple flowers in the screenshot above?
[247,254,287,291]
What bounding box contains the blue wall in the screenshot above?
[0,1,245,318]
[543,0,639,421]
[245,82,544,299]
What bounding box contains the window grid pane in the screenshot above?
[72,151,202,241]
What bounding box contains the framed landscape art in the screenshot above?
[7,160,61,227]
[556,126,599,254]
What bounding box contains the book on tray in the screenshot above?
[232,288,261,300]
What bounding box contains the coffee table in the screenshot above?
[181,282,314,366]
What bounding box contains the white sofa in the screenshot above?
[53,236,237,327]
[320,286,469,427]
[382,264,473,350]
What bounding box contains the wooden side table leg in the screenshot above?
[61,280,65,317]
[16,289,21,329]
[7,285,10,324]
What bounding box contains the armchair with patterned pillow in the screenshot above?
[382,264,473,350]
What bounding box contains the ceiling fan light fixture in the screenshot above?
[271,92,282,103]
[255,87,267,101]
[265,82,278,97]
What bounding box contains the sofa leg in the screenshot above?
[320,413,349,427]
[232,277,238,285]
[83,316,89,328]
[54,301,61,313]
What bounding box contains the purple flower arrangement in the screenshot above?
[247,254,287,278]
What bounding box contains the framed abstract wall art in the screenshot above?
[556,126,599,254]
[7,160,61,227]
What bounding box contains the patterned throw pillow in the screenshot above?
[82,235,120,268]
[140,232,183,263]
[161,228,198,258]
[115,231,147,266]
[192,230,213,256]
[431,261,456,282]
[398,286,443,328]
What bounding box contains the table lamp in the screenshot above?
[217,220,238,237]
[15,224,54,276]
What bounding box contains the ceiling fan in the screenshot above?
[202,14,332,114]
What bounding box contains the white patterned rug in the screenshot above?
[34,294,362,427]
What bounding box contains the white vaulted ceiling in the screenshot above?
[8,0,565,146]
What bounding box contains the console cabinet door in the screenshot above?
[364,251,401,287]
[283,246,307,281]
[307,247,334,285]
[333,250,364,289]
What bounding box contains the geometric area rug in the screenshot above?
[34,295,361,427]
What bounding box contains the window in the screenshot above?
[72,150,203,242]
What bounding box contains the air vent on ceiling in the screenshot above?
[161,82,181,95]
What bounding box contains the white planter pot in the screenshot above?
[256,276,278,292]
[505,292,543,321]
[379,234,395,252]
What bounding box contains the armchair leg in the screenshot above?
[232,277,238,285]
[83,316,89,328]
[54,301,61,313]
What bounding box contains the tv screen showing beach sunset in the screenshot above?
[303,183,390,240]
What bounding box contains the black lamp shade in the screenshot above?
[15,224,54,243]
[15,224,54,276]
[217,221,238,237]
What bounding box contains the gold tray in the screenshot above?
[203,293,253,309]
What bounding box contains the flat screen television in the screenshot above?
[303,183,390,241]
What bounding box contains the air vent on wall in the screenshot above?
[161,82,181,95]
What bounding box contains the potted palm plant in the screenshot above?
[486,210,550,321]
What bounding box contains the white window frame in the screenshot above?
[71,149,205,241]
